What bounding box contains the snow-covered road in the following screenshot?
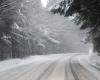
[0,53,100,80]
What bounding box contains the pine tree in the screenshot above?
[0,0,23,59]
[0,0,48,60]
[0,0,35,59]
[50,0,100,55]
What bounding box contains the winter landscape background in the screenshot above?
[0,0,91,60]
[0,0,100,80]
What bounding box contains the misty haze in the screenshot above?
[0,0,100,80]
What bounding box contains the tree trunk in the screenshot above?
[93,37,100,56]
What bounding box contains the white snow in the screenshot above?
[0,55,48,72]
[0,54,65,72]
[76,51,100,69]
[41,0,49,8]
[0,53,100,73]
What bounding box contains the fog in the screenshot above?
[36,0,90,53]
[0,0,91,60]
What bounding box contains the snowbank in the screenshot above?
[77,52,100,69]
[1,53,99,73]
[0,54,65,72]
[89,54,100,69]
[0,55,48,72]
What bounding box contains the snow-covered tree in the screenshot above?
[0,0,61,60]
[50,0,100,55]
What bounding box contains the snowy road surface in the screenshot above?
[0,53,100,80]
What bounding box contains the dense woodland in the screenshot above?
[0,0,38,60]
[50,0,100,55]
[0,0,61,60]
[0,0,95,60]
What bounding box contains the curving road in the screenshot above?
[0,53,100,80]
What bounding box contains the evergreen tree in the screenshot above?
[0,0,50,60]
[50,0,100,55]
[0,0,23,59]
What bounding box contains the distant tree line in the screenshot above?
[0,0,44,60]
[50,0,100,56]
[0,0,61,60]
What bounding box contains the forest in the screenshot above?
[0,0,65,60]
[50,0,100,56]
[1,0,98,60]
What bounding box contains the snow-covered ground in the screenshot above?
[0,53,100,80]
[0,54,70,72]
[0,53,100,73]
[0,55,48,72]
[77,52,100,69]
